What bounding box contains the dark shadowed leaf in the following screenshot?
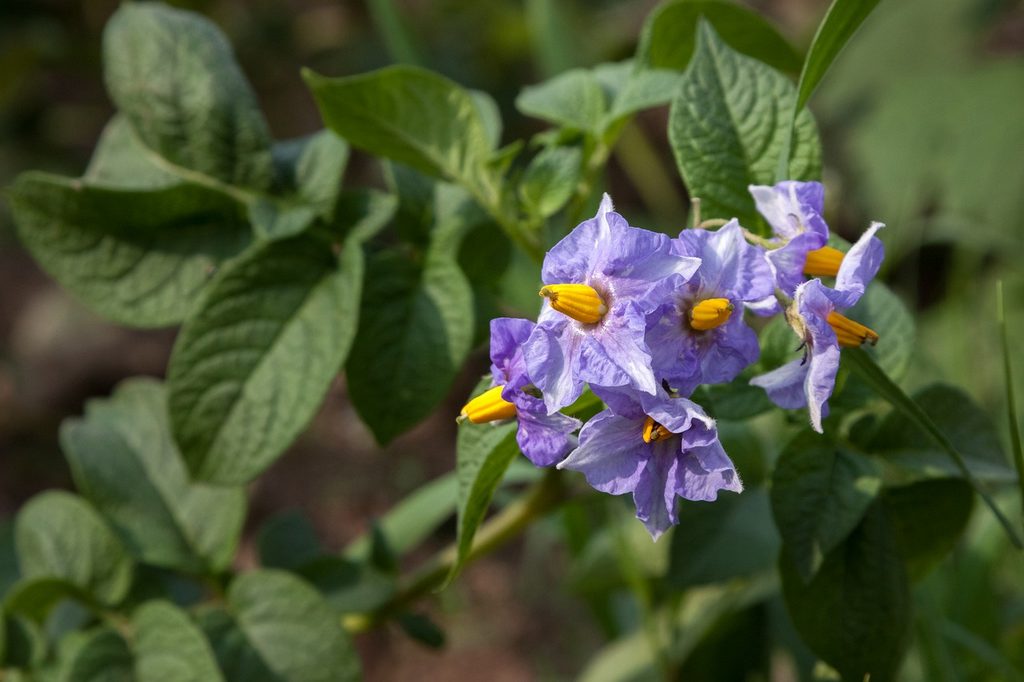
[133,601,224,682]
[882,478,973,581]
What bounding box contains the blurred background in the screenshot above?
[1,0,1022,678]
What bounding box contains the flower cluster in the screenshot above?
[460,185,884,539]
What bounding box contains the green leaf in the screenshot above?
[471,90,503,150]
[868,383,1014,484]
[605,66,681,124]
[516,69,607,133]
[692,374,773,420]
[297,557,395,615]
[8,172,252,328]
[667,487,779,588]
[257,511,323,571]
[518,145,582,219]
[167,211,384,483]
[303,65,494,193]
[201,570,361,681]
[771,431,882,581]
[61,378,246,572]
[843,280,914,381]
[64,628,134,682]
[346,186,475,444]
[795,0,883,112]
[103,3,273,190]
[0,615,44,669]
[636,0,802,75]
[882,478,973,581]
[133,601,224,682]
[397,612,446,649]
[84,116,180,190]
[668,21,821,229]
[997,280,1024,523]
[4,578,95,623]
[14,492,133,609]
[445,379,521,586]
[781,502,911,681]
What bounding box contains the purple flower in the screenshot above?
[524,194,701,413]
[461,318,580,467]
[557,391,742,540]
[644,220,774,396]
[748,180,830,301]
[750,222,885,432]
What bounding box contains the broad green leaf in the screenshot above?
[346,185,475,444]
[636,0,802,74]
[445,379,521,586]
[869,384,1012,483]
[133,601,224,682]
[795,0,883,112]
[516,69,607,133]
[882,478,973,581]
[168,215,382,483]
[668,22,821,230]
[605,67,681,125]
[14,492,132,609]
[61,378,246,572]
[781,502,911,681]
[64,628,133,682]
[103,3,273,190]
[470,90,503,150]
[4,578,95,623]
[667,487,778,588]
[84,116,180,190]
[257,512,323,571]
[692,373,773,420]
[771,431,882,581]
[200,570,360,681]
[518,145,582,219]
[303,65,494,194]
[8,172,252,328]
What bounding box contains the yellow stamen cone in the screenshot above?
[642,416,673,443]
[458,385,517,424]
[539,283,608,324]
[689,298,734,331]
[827,311,879,348]
[803,246,845,277]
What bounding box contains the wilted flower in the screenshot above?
[525,194,700,413]
[557,391,742,540]
[644,220,774,395]
[460,318,580,466]
[750,222,885,432]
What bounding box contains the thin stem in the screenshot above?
[997,280,1024,525]
[342,468,569,633]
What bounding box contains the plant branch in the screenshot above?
[342,468,570,633]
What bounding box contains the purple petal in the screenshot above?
[557,410,646,494]
[805,342,839,433]
[490,317,535,395]
[523,318,585,413]
[830,222,885,309]
[578,302,658,395]
[766,231,828,297]
[676,439,743,501]
[645,395,717,446]
[749,181,828,242]
[632,439,680,541]
[695,314,760,387]
[514,395,581,467]
[541,198,611,284]
[677,221,774,302]
[750,358,809,409]
[746,295,783,317]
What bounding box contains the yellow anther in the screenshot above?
[689,297,734,331]
[458,386,517,424]
[539,283,608,324]
[642,416,673,444]
[827,311,879,348]
[803,246,845,278]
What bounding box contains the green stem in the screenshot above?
[996,280,1024,525]
[342,468,569,633]
[845,347,1024,548]
[366,0,422,66]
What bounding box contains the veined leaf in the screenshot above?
[84,116,180,190]
[516,69,607,133]
[668,21,821,230]
[133,601,224,682]
[8,172,252,328]
[883,478,973,581]
[13,492,133,610]
[346,185,475,444]
[103,2,273,191]
[199,570,360,681]
[169,193,394,483]
[518,145,582,219]
[61,378,246,572]
[636,0,802,74]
